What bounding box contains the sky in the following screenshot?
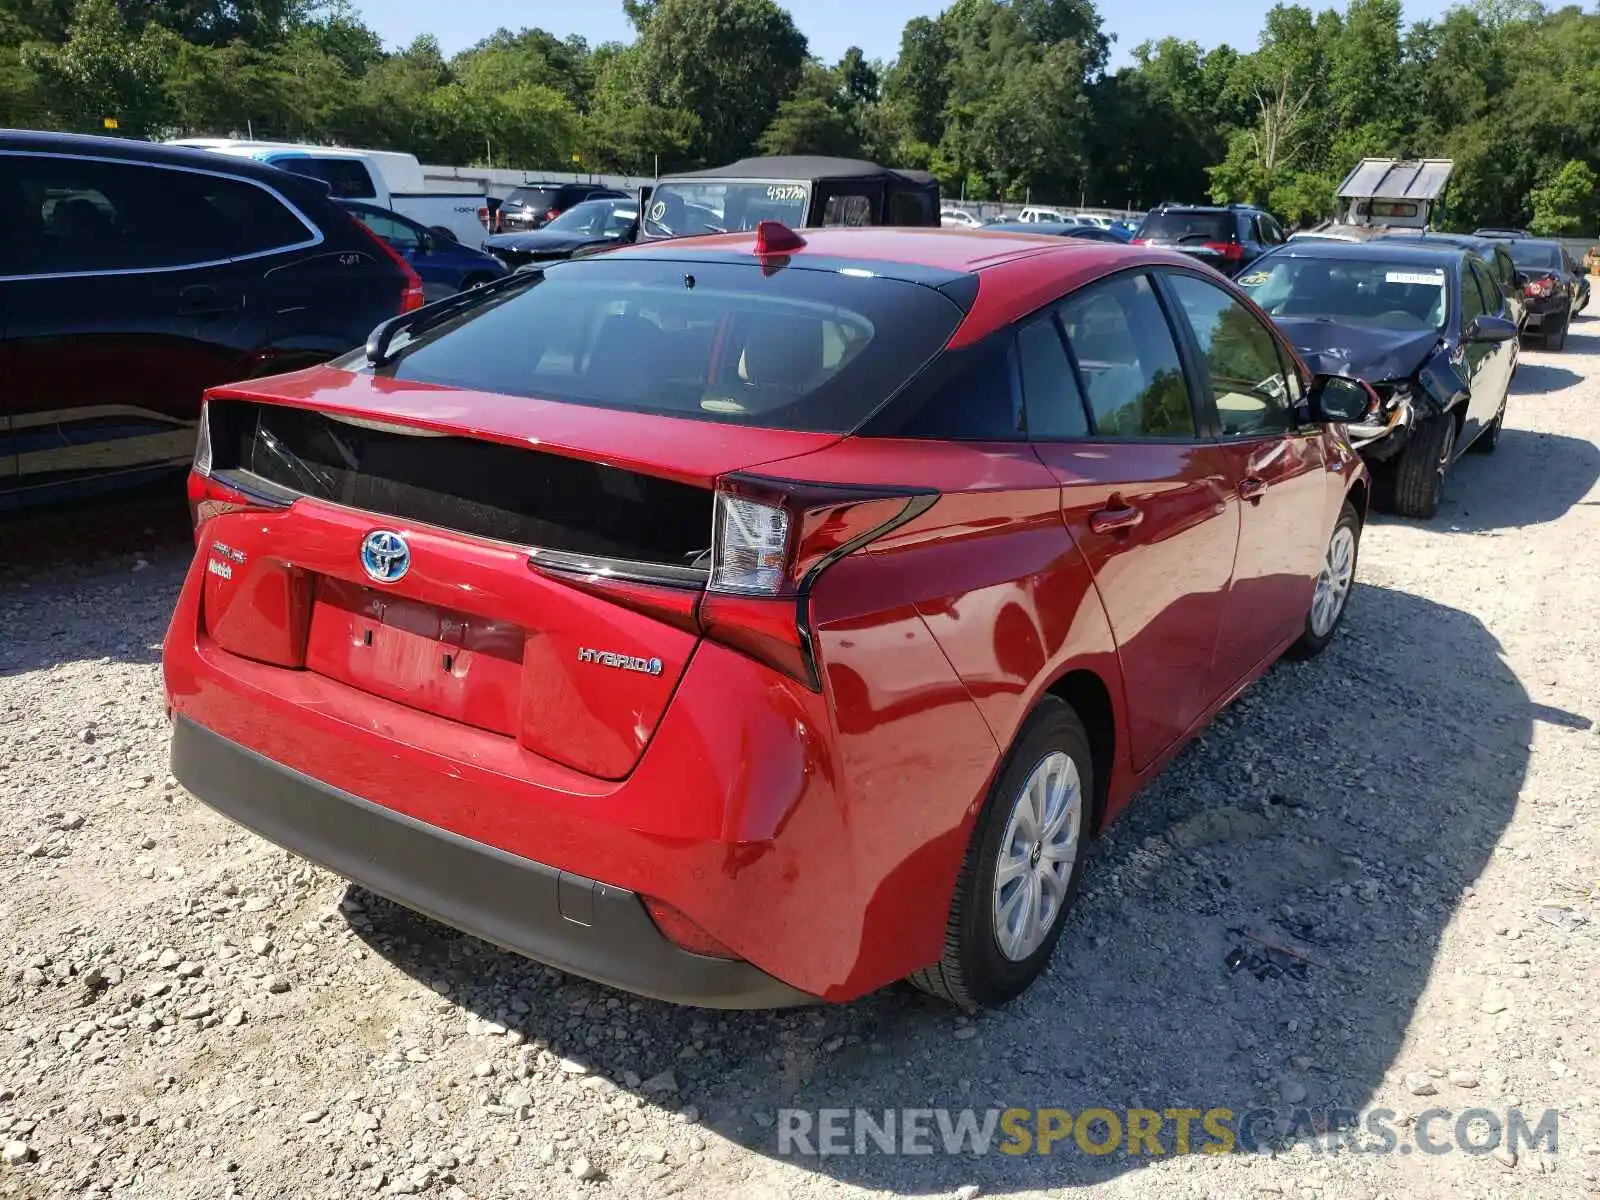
[360,0,1461,68]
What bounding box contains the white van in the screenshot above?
[167,139,490,249]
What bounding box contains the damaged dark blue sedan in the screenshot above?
[1238,241,1517,519]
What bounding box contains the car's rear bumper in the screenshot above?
[171,716,814,1009]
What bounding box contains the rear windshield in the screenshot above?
[370,257,964,433]
[507,187,559,208]
[643,181,809,238]
[1238,256,1449,331]
[1505,241,1562,270]
[1136,210,1234,243]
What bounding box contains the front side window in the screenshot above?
[1057,272,1197,439]
[1165,273,1294,437]
[0,154,313,277]
[372,257,964,434]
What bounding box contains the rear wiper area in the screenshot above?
[366,270,543,367]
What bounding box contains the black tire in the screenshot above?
[1392,412,1456,519]
[1545,312,1567,351]
[1287,501,1361,660]
[908,698,1092,1010]
[459,273,494,291]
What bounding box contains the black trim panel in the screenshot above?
[169,717,816,1009]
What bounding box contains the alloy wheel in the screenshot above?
[1431,419,1456,511]
[1311,524,1357,638]
[992,751,1083,962]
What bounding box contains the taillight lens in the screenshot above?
[696,477,936,686]
[710,493,789,595]
[1204,241,1246,261]
[193,399,213,477]
[1524,276,1553,298]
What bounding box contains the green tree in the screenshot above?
[1529,160,1599,235]
[633,0,807,164]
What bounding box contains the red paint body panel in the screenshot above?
[165,230,1371,1005]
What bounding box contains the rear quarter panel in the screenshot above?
[776,438,1127,992]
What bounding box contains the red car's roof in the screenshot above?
[615,225,1124,273]
[609,226,1207,345]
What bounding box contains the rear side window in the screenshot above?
[1017,316,1088,438]
[1136,210,1234,244]
[376,257,965,434]
[0,154,314,277]
[822,193,875,227]
[277,157,376,199]
[1057,273,1197,439]
[889,189,934,226]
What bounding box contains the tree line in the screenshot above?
[2,0,1597,233]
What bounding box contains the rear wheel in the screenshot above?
[908,698,1091,1010]
[459,273,494,291]
[1287,501,1360,659]
[1392,412,1456,519]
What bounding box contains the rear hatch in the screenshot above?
[1134,210,1242,270]
[192,249,968,780]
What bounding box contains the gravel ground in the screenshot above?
[3,317,1599,1200]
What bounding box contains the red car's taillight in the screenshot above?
[698,478,936,687]
[545,208,561,222]
[187,401,290,534]
[1524,275,1554,298]
[1204,241,1246,262]
[350,214,426,312]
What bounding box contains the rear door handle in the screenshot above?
[1238,476,1268,502]
[1089,503,1144,535]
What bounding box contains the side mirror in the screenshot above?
[1307,374,1377,424]
[428,225,458,244]
[1466,314,1517,343]
[416,233,434,255]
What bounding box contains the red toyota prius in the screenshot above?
[165,225,1372,1010]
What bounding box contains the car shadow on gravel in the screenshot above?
[1370,427,1600,533]
[1509,362,1583,395]
[348,581,1532,1193]
[0,485,190,676]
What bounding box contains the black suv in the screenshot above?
[497,183,630,231]
[1132,203,1286,277]
[0,130,419,512]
